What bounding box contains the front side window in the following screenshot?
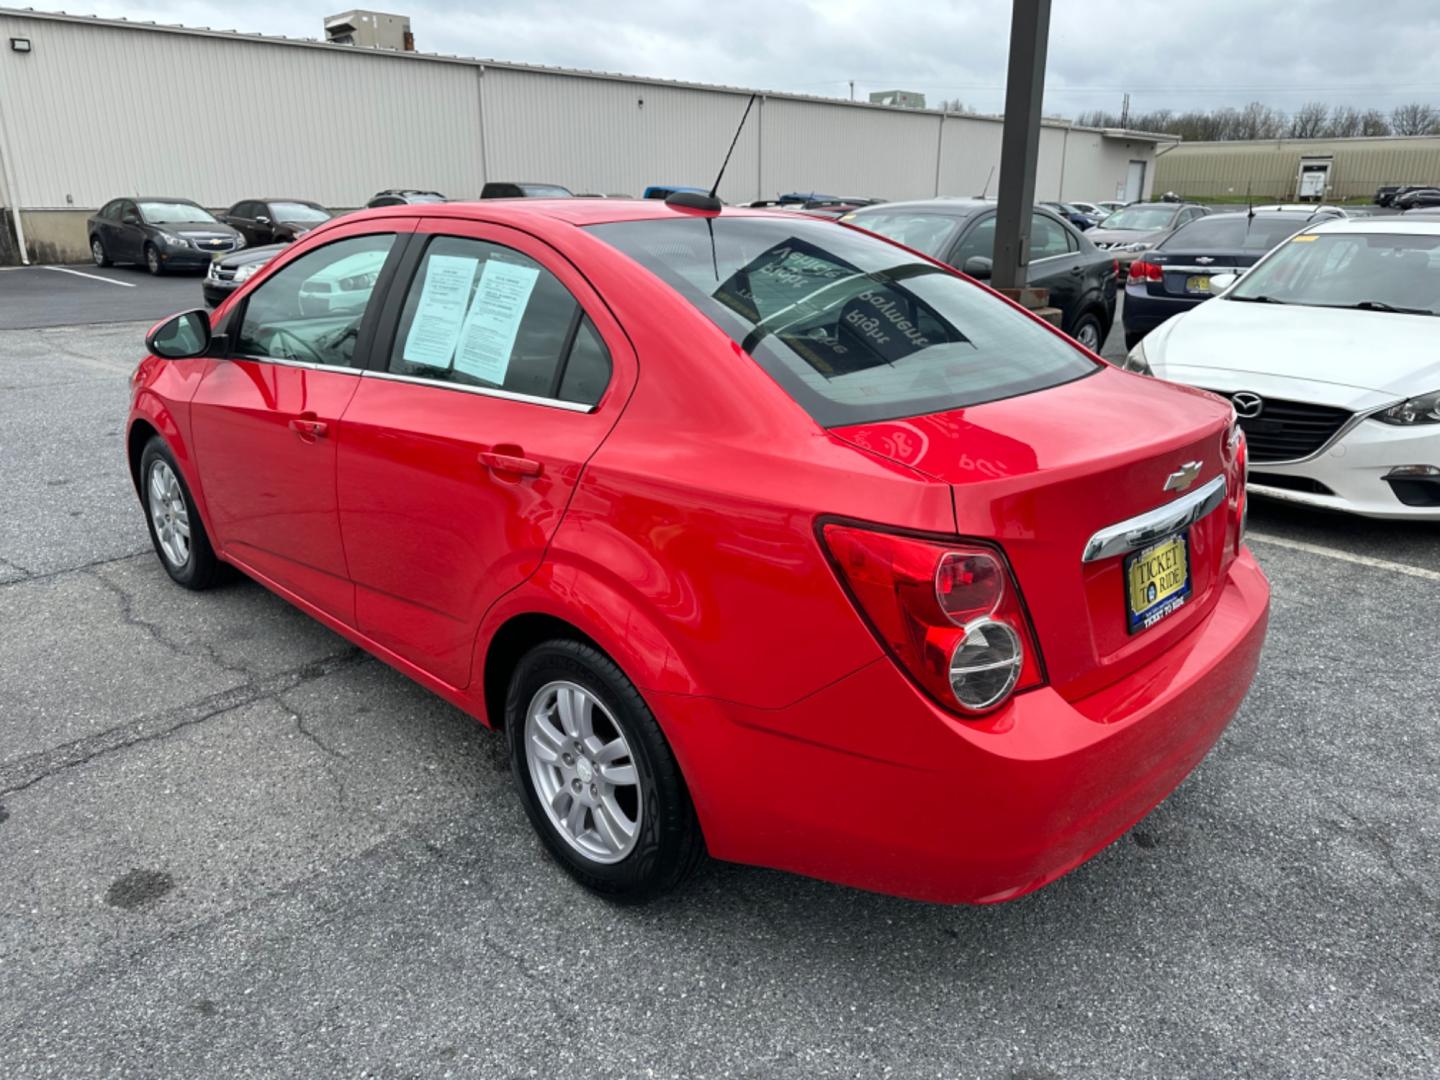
[1228,231,1440,315]
[138,201,219,226]
[590,215,1096,426]
[388,236,610,404]
[235,233,395,367]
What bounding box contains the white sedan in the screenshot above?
[1121,217,1440,519]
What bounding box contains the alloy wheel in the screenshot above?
[524,679,642,864]
[91,239,105,266]
[147,460,191,568]
[1076,320,1101,351]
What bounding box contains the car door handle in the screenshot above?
[288,417,328,441]
[479,450,543,478]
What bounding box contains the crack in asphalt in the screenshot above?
[0,554,37,577]
[0,649,366,800]
[0,549,151,588]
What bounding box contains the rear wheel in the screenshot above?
[145,244,163,276]
[1071,311,1105,353]
[507,639,704,903]
[90,236,111,267]
[139,437,226,590]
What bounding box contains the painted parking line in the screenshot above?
[42,266,137,288]
[1248,532,1440,583]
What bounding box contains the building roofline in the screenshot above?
[1,6,1173,139]
[1162,133,1440,150]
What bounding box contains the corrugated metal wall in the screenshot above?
[0,10,1159,239]
[1156,137,1440,200]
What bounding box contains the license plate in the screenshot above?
[1185,274,1211,295]
[1124,532,1192,634]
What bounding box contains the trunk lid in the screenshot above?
[831,367,1241,699]
[1146,248,1261,298]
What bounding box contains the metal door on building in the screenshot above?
[1124,160,1146,202]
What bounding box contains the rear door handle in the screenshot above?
[288,417,328,440]
[479,450,543,478]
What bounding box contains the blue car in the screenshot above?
[1120,210,1319,349]
[642,184,708,200]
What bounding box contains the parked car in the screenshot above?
[202,243,284,307]
[366,189,447,208]
[1068,200,1108,220]
[1122,217,1440,519]
[1096,200,1128,215]
[480,182,574,199]
[1087,202,1212,263]
[1394,188,1440,210]
[641,184,708,200]
[221,199,333,247]
[129,199,1265,904]
[843,199,1119,350]
[1122,210,1320,348]
[1375,184,1430,207]
[1040,201,1100,231]
[88,197,243,274]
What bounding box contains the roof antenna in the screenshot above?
[667,94,757,213]
[1246,181,1255,221]
[979,165,995,199]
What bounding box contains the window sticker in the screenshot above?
[454,260,541,385]
[1290,234,1319,242]
[402,254,480,368]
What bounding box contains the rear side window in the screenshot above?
[590,216,1096,426]
[387,235,610,405]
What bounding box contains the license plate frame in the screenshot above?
[1124,530,1192,634]
[1184,274,1211,295]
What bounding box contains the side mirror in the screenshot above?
[963,255,993,279]
[1208,271,1242,292]
[146,309,212,360]
[122,214,141,226]
[255,215,271,226]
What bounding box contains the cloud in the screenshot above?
[31,0,1440,118]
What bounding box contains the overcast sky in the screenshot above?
[26,1,1440,118]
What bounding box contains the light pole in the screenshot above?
[991,0,1051,309]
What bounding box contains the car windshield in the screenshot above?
[841,210,962,258]
[270,202,332,224]
[588,215,1096,426]
[1163,215,1307,252]
[1229,231,1440,314]
[138,201,218,225]
[1099,205,1178,231]
[520,184,573,197]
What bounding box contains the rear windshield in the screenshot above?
[1098,205,1178,232]
[588,215,1096,426]
[1163,215,1306,251]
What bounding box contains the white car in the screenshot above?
[1121,217,1440,519]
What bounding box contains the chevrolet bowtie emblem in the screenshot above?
[1164,461,1203,493]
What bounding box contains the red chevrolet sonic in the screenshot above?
[129,199,1269,904]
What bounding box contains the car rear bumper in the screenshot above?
[1247,418,1440,519]
[1122,285,1204,334]
[655,550,1270,904]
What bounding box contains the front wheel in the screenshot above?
[144,244,164,276]
[139,437,226,590]
[507,639,704,903]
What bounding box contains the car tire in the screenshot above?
[1071,311,1105,353]
[139,437,227,590]
[1124,330,1146,352]
[144,244,164,276]
[90,236,111,267]
[507,638,705,903]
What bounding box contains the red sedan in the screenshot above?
[130,199,1268,904]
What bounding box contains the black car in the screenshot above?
[1394,187,1440,210]
[479,182,574,199]
[221,198,332,246]
[87,197,243,274]
[1375,184,1430,207]
[365,189,447,208]
[1120,210,1316,349]
[202,243,285,308]
[843,199,1119,351]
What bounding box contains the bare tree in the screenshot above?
[1325,106,1362,138]
[937,99,974,115]
[1234,101,1287,140]
[1360,109,1392,136]
[1391,102,1440,135]
[1289,101,1329,138]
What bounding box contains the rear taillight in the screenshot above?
[1129,260,1163,283]
[1230,424,1249,553]
[820,523,1044,716]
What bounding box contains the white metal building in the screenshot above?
[0,7,1164,264]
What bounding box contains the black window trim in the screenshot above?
[364,229,608,414]
[220,230,410,374]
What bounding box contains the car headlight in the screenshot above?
[156,231,184,247]
[1376,390,1440,425]
[1121,337,1152,375]
[233,262,265,282]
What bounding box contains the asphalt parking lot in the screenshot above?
[1,273,1437,1079]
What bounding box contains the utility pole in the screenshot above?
[1120,91,1130,128]
[991,0,1052,302]
[849,80,855,101]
